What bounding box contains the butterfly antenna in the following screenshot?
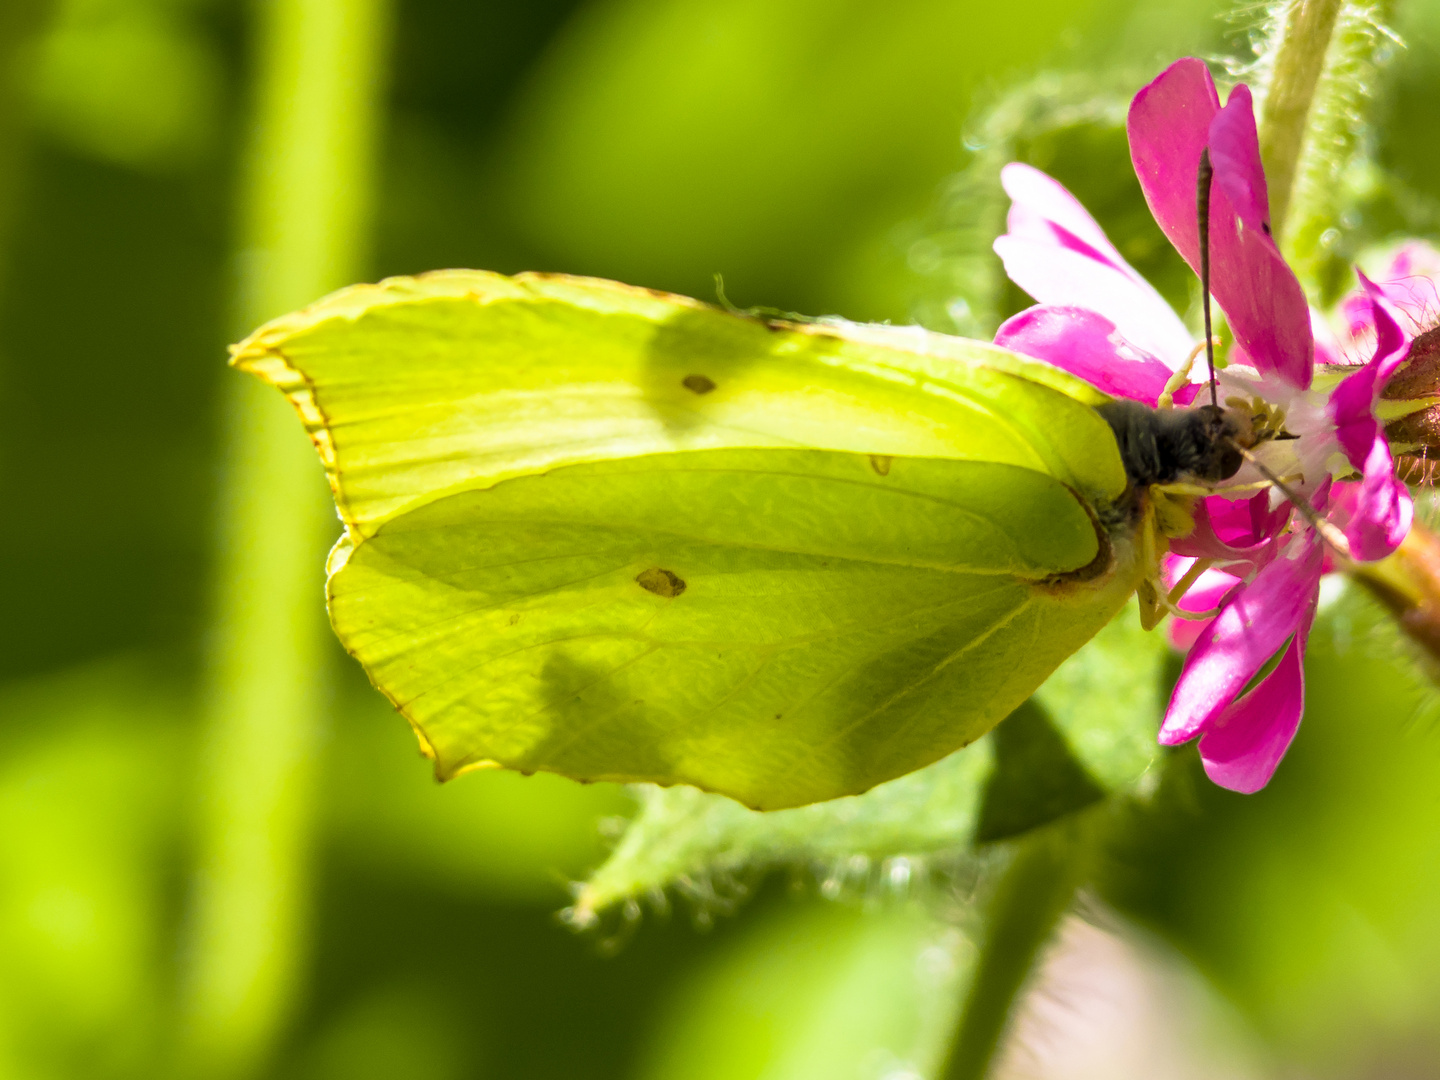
[1229,442,1353,560]
[1197,148,1218,409]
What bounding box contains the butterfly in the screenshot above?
[232,268,1256,811]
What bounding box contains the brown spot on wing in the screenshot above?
[682,374,717,395]
[869,454,893,476]
[636,567,687,598]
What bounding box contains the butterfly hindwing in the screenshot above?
[234,271,1141,808]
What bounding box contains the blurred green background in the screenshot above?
[4,0,1440,1077]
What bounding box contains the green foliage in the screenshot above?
[632,902,967,1080]
[490,0,1119,320]
[907,73,1134,337]
[1101,582,1440,1076]
[1256,0,1401,297]
[14,0,1440,1075]
[0,659,632,1079]
[0,663,186,1076]
[907,65,1215,337]
[573,740,995,923]
[938,824,1091,1080]
[973,701,1106,844]
[28,0,223,171]
[1031,595,1170,789]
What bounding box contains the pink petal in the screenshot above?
[993,306,1197,405]
[1205,491,1289,547]
[1178,571,1242,614]
[1168,492,1288,569]
[1206,90,1314,389]
[1371,280,1440,335]
[1000,163,1140,280]
[1213,232,1314,389]
[1128,60,1313,388]
[1332,264,1422,372]
[1339,290,1375,342]
[1330,407,1382,479]
[1330,281,1413,524]
[1166,563,1242,652]
[1386,241,1440,280]
[992,237,1195,363]
[1345,436,1413,561]
[1360,272,1411,372]
[1127,58,1218,263]
[1169,621,1208,653]
[1322,481,1360,574]
[1197,622,1311,793]
[1207,85,1269,233]
[1359,244,1440,334]
[1311,307,1346,367]
[1161,531,1323,744]
[1332,239,1440,348]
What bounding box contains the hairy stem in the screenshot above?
[1351,524,1440,665]
[937,824,1091,1080]
[1257,1,1401,291]
[176,0,391,1074]
[1258,0,1345,238]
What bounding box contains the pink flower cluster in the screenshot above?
[993,58,1422,792]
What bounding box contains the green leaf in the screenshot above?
[971,596,1171,843]
[1033,594,1170,791]
[973,700,1105,844]
[573,740,994,923]
[234,271,1143,810]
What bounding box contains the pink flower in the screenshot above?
[991,58,1414,793]
[1339,242,1440,343]
[1324,278,1414,559]
[1164,513,1324,793]
[1128,59,1313,390]
[1164,561,1242,652]
[1333,244,1440,483]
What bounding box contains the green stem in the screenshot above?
[177,0,391,1074]
[1258,0,1345,239]
[936,824,1090,1080]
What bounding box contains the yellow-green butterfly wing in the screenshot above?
[233,271,1141,810]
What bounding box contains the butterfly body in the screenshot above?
[1095,399,1246,488]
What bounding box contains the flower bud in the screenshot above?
[1382,327,1440,473]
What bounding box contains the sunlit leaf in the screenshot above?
[234,271,1143,809]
